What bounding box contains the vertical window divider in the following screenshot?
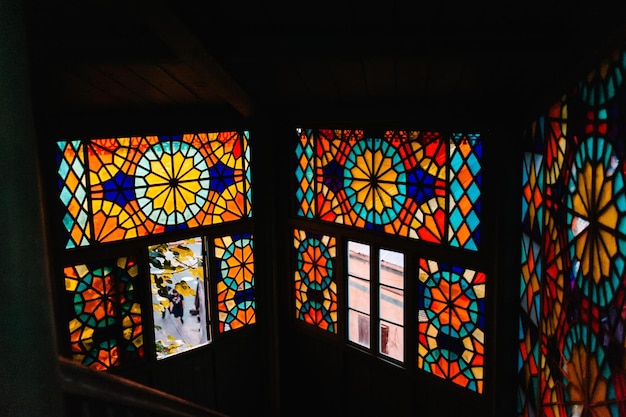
[371,245,379,356]
[404,252,416,369]
[141,248,159,363]
[337,237,346,341]
[202,236,214,343]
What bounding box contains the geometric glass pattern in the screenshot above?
[518,150,544,416]
[64,257,143,370]
[518,43,626,417]
[294,229,337,333]
[417,258,486,393]
[57,140,90,248]
[214,233,256,333]
[149,237,209,359]
[448,133,482,251]
[56,131,252,248]
[295,128,482,250]
[296,128,315,219]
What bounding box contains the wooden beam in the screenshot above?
[135,0,257,118]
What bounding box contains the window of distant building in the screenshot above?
[54,131,255,369]
[293,128,486,392]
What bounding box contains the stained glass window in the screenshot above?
[214,233,256,332]
[518,45,626,416]
[64,257,143,370]
[54,129,255,370]
[294,229,338,333]
[150,237,209,359]
[293,126,486,389]
[518,146,543,415]
[417,258,485,393]
[295,128,482,251]
[56,131,252,249]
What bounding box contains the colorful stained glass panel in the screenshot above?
[518,151,544,415]
[57,140,90,248]
[294,229,338,333]
[448,133,482,250]
[295,128,482,250]
[519,44,626,416]
[64,257,143,370]
[214,233,256,332]
[56,131,252,248]
[417,258,486,393]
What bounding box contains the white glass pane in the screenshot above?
[348,276,370,314]
[380,320,403,361]
[379,249,403,289]
[348,309,370,348]
[348,241,370,280]
[150,237,210,360]
[379,284,403,325]
[379,248,403,329]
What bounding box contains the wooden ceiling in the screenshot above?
[23,1,626,132]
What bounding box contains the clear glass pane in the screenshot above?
[348,241,370,280]
[348,276,370,314]
[379,248,403,326]
[379,247,403,361]
[380,320,403,361]
[379,249,403,289]
[380,284,403,325]
[348,309,370,348]
[150,237,210,360]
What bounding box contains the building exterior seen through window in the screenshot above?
[150,237,210,359]
[379,248,405,361]
[347,241,371,348]
[347,241,404,362]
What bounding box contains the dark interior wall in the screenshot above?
[147,327,264,416]
[106,326,266,416]
[489,126,524,416]
[278,329,494,417]
[0,1,65,415]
